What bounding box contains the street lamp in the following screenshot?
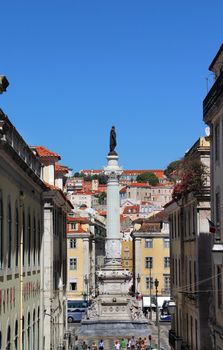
[167,300,176,316]
[154,278,160,350]
[212,242,223,265]
[0,75,9,94]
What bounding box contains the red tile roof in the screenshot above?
[55,163,69,173]
[33,146,61,160]
[123,205,140,214]
[127,182,150,188]
[44,182,73,208]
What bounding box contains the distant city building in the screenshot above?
[80,169,168,184]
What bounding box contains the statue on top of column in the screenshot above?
[109,126,117,154]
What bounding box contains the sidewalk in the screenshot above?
[147,311,171,349]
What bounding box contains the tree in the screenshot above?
[98,192,107,205]
[136,172,159,186]
[164,160,182,182]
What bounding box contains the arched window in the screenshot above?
[38,220,40,266]
[33,217,36,266]
[28,213,31,266]
[8,201,12,269]
[14,320,18,350]
[15,204,19,267]
[33,310,36,350]
[22,316,25,350]
[27,312,31,350]
[6,325,11,350]
[0,191,3,269]
[22,210,25,266]
[37,307,40,350]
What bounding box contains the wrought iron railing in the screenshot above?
[203,70,223,117]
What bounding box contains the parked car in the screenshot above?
[159,313,171,322]
[67,309,86,323]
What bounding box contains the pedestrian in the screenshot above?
[120,338,126,350]
[92,341,97,350]
[130,336,135,350]
[73,335,79,350]
[99,339,104,350]
[81,341,88,350]
[127,338,131,350]
[114,340,120,350]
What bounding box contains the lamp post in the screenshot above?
[154,278,160,350]
[149,266,152,320]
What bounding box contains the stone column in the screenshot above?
[104,153,123,265]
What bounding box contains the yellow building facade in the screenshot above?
[67,217,92,301]
[132,212,170,306]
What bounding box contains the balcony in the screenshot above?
[203,70,223,119]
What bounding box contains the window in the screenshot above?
[215,123,220,162]
[145,277,153,289]
[15,205,19,267]
[70,239,76,248]
[69,258,77,270]
[22,210,25,266]
[8,201,12,269]
[33,217,36,266]
[163,238,170,248]
[71,223,77,230]
[38,220,40,266]
[164,257,170,268]
[189,260,192,292]
[217,265,222,309]
[33,310,36,350]
[0,192,3,269]
[145,238,153,248]
[164,275,170,292]
[14,320,18,350]
[22,317,25,350]
[37,308,40,350]
[216,191,221,226]
[145,257,153,269]
[28,214,31,266]
[6,325,11,350]
[27,312,31,350]
[69,281,77,291]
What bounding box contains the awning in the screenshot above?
[143,296,170,308]
[142,297,156,308]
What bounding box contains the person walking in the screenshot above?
[114,340,120,350]
[120,338,126,350]
[99,339,104,350]
[127,338,131,350]
[130,336,136,350]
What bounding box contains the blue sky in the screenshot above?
[0,1,222,171]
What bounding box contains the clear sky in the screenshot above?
[0,1,222,172]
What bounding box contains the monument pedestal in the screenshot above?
[80,152,148,337]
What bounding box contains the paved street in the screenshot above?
[68,313,170,349]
